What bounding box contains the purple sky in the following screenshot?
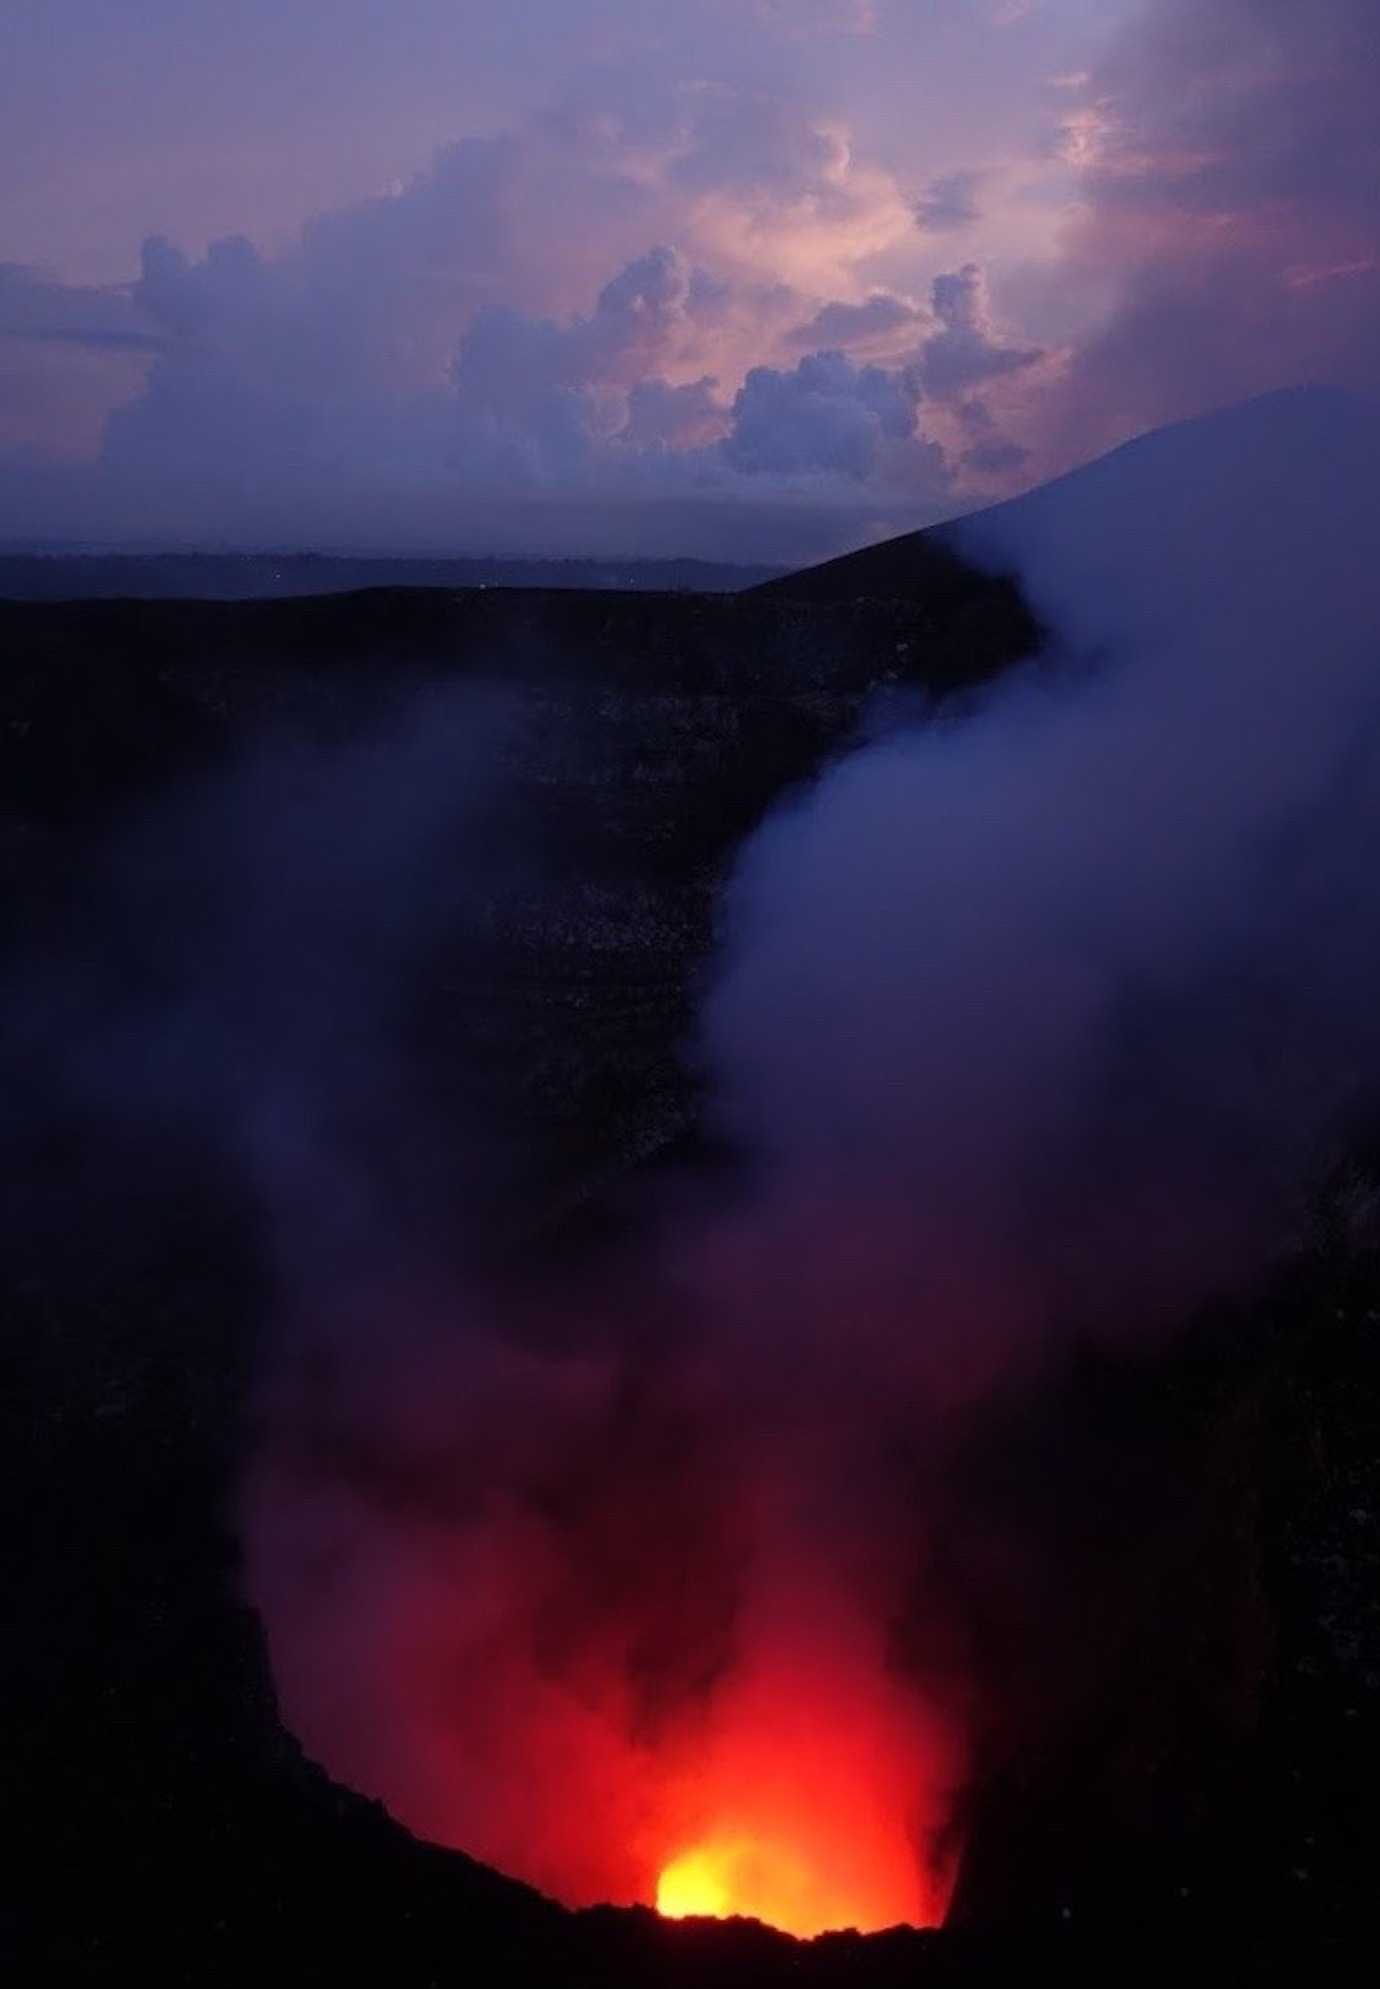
[2,0,1376,559]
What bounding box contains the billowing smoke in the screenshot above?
[15,387,1380,1936]
[703,387,1380,1373]
[3,676,538,1301]
[234,385,1380,1933]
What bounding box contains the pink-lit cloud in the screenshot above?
[1023,0,1380,466]
[2,0,1376,561]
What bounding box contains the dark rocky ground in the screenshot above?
[2,536,1376,1982]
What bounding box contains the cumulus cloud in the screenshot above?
[722,349,936,484]
[20,0,1378,558]
[914,263,1043,399]
[772,263,1043,482]
[449,247,703,475]
[12,0,1377,559]
[0,80,967,560]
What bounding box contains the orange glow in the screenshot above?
[657,1833,874,1939]
[657,1843,740,1920]
[252,1415,962,1939]
[646,1627,954,1939]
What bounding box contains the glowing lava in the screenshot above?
[657,1844,739,1920]
[642,1603,955,1938]
[657,1836,841,1937]
[649,1730,953,1938]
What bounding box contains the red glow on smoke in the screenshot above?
[649,1666,954,1936]
[247,1391,960,1940]
[630,1564,958,1935]
[428,1596,959,1937]
[245,1264,966,1943]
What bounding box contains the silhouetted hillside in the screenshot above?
[759,385,1379,606]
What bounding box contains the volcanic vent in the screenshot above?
[245,1256,963,1937]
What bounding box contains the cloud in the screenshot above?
[1033,0,1380,461]
[753,0,879,36]
[44,0,1376,554]
[0,82,962,560]
[21,0,1378,555]
[721,348,939,485]
[0,262,163,353]
[914,263,1043,399]
[447,251,943,497]
[448,247,704,475]
[621,375,726,451]
[914,171,984,233]
[786,292,921,352]
[955,395,1028,476]
[771,262,1045,484]
[663,93,914,295]
[0,265,161,459]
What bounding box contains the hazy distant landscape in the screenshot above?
[0,552,784,601]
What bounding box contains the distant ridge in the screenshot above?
[0,551,784,603]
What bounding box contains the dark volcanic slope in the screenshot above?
[754,512,999,607]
